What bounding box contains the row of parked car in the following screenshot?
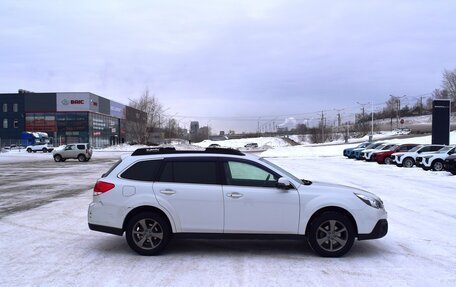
[343,141,456,175]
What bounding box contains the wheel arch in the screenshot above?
[305,206,358,237]
[122,205,175,233]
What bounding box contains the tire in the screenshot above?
[27,148,32,153]
[451,170,456,175]
[54,155,62,162]
[307,211,355,257]
[126,212,171,256]
[403,157,414,168]
[384,157,392,165]
[42,148,47,153]
[431,160,444,171]
[77,154,86,162]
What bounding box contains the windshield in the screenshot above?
[357,142,369,148]
[259,158,302,184]
[409,145,423,152]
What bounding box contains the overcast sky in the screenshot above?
[1,0,455,133]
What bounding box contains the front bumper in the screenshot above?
[358,219,388,240]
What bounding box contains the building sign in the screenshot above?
[56,93,100,112]
[432,99,451,145]
[57,93,90,112]
[110,101,126,119]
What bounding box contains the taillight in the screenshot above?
[94,181,115,195]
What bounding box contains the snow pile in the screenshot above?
[194,137,290,150]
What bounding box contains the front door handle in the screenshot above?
[160,189,176,195]
[227,192,243,199]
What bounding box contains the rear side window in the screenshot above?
[102,159,122,178]
[158,161,217,184]
[121,160,162,181]
[430,146,444,151]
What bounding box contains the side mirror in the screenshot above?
[277,177,293,190]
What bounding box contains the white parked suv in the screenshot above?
[88,147,388,257]
[391,144,445,167]
[417,145,456,171]
[26,143,53,153]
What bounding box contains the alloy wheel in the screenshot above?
[132,218,164,250]
[315,220,348,252]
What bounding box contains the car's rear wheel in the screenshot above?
[27,148,32,153]
[54,155,62,162]
[77,154,86,162]
[126,212,171,256]
[307,211,355,257]
[403,157,414,168]
[432,160,444,171]
[384,157,392,165]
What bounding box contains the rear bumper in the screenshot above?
[89,223,123,236]
[358,219,388,240]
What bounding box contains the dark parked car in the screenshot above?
[443,154,456,175]
[343,142,370,158]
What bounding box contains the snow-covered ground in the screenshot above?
[1,135,455,286]
[194,136,290,150]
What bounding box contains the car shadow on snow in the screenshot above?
[90,237,387,258]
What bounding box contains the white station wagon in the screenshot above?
[88,147,388,257]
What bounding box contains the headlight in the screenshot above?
[355,193,383,209]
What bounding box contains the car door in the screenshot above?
[153,158,224,233]
[222,159,300,234]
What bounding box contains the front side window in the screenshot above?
[121,160,162,181]
[3,118,7,128]
[224,161,278,187]
[159,161,217,184]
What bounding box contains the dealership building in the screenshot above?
[0,91,145,148]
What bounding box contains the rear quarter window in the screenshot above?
[120,160,163,181]
[77,145,85,150]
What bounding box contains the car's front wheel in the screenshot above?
[403,157,414,168]
[42,148,47,153]
[307,211,355,257]
[432,160,444,171]
[384,157,392,165]
[126,212,171,256]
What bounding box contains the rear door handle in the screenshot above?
[227,192,243,199]
[160,189,176,195]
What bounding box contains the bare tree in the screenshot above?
[442,69,456,100]
[129,89,164,144]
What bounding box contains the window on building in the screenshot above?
[13,103,18,112]
[3,119,8,128]
[13,120,19,128]
[2,104,7,112]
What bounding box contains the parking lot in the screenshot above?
[0,149,455,286]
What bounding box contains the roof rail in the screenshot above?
[131,147,245,156]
